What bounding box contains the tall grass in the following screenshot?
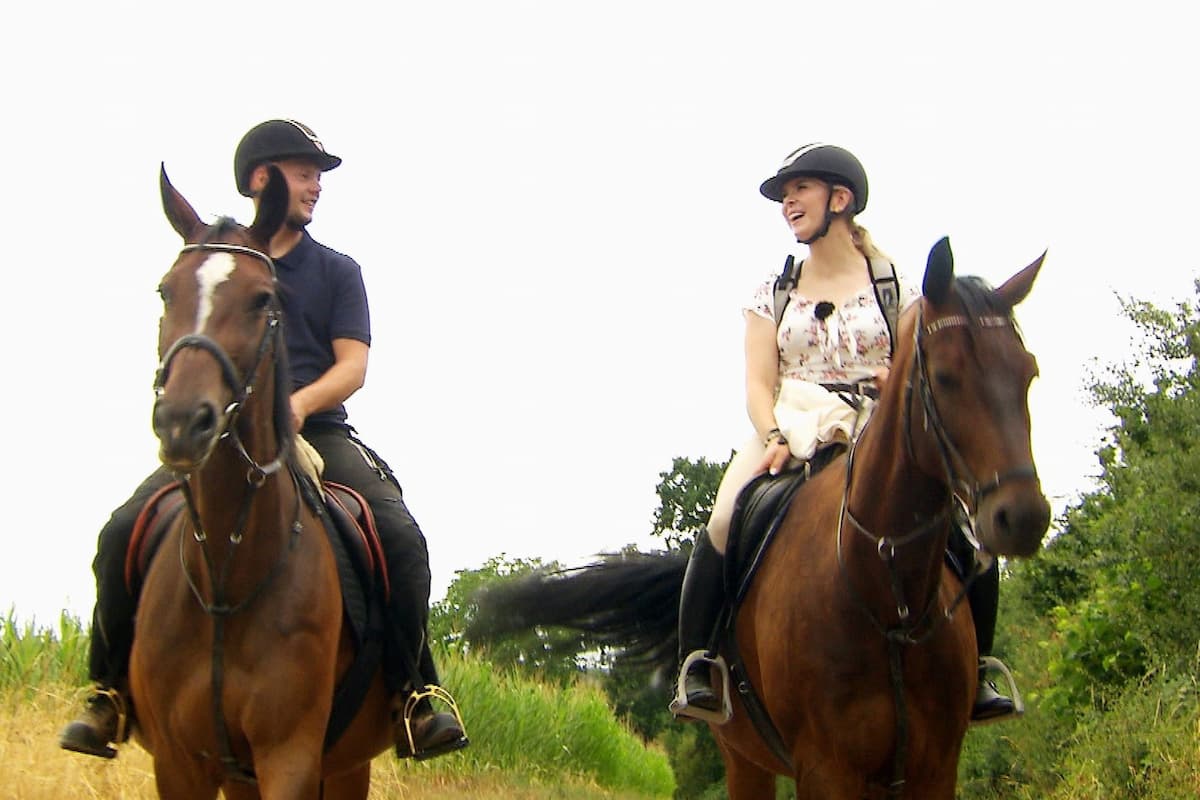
[1,609,88,692]
[416,651,674,795]
[1,611,673,798]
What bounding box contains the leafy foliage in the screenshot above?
[960,282,1200,797]
[650,455,729,551]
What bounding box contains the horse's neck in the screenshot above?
[842,400,952,614]
[187,414,293,557]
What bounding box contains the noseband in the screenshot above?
[154,242,286,480]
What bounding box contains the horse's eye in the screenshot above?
[934,370,960,391]
[251,291,274,312]
[157,285,171,306]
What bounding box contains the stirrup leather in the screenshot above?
[399,685,468,754]
[669,650,733,725]
[972,655,1024,726]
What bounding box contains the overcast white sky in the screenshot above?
[2,1,1196,626]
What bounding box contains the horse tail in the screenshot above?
[467,550,687,672]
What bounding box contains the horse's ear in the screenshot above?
[995,249,1046,309]
[160,163,202,240]
[922,236,955,305]
[247,164,289,248]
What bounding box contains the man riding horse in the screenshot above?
[60,119,467,762]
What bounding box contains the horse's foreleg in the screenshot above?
[904,768,959,800]
[322,765,370,799]
[717,736,779,800]
[153,759,221,800]
[222,782,263,800]
[251,737,325,799]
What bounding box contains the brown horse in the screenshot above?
[129,167,391,799]
[471,239,1050,799]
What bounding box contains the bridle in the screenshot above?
[154,242,288,481]
[907,311,1039,513]
[834,299,1038,798]
[154,240,304,783]
[837,302,1037,635]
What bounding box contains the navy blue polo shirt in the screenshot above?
[275,231,371,428]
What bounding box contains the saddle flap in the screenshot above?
[322,481,390,602]
[125,481,185,592]
[723,444,845,604]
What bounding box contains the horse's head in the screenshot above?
[152,165,291,473]
[902,237,1051,558]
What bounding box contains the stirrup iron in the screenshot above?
[400,684,468,755]
[972,655,1024,726]
[669,650,733,725]
[98,686,131,747]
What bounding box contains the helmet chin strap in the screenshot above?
[796,201,835,245]
[796,187,840,245]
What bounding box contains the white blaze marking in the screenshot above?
[194,253,237,331]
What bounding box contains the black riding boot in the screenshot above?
[673,529,726,716]
[385,585,468,760]
[968,558,1015,722]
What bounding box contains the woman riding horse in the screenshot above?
[675,143,1014,725]
[469,147,1051,798]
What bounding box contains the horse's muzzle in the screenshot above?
[977,484,1051,558]
[152,397,223,471]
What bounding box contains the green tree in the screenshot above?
[612,454,731,798]
[432,554,588,685]
[960,283,1200,798]
[651,455,730,551]
[604,454,730,739]
[1038,288,1200,711]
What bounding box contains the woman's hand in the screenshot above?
[757,437,792,476]
[874,367,890,391]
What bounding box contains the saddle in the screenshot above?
[125,477,389,605]
[708,445,845,770]
[123,470,390,749]
[723,444,845,601]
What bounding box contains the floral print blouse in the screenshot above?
[744,267,920,385]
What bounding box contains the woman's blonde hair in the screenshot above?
[851,221,890,263]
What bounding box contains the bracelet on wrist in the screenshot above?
[764,427,784,446]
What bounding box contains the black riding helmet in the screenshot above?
[234,119,342,197]
[759,143,868,214]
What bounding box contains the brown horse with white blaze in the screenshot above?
[129,166,390,799]
[471,238,1051,799]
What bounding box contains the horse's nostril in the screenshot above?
[191,404,217,438]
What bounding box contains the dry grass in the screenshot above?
[3,685,653,799]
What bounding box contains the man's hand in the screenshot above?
[290,393,309,433]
